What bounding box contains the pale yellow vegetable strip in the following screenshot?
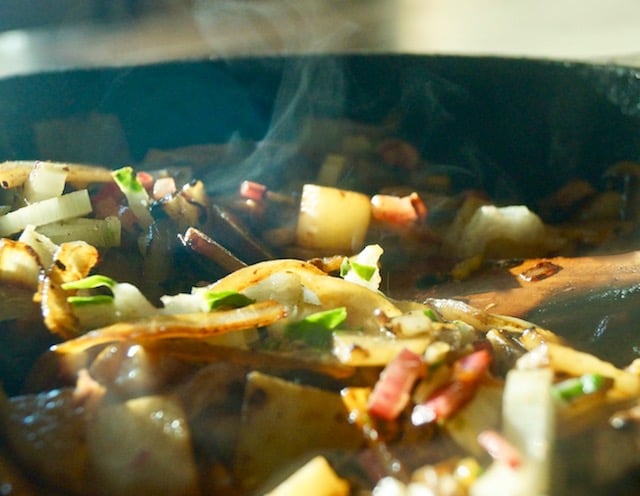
[426,298,562,341]
[36,216,121,247]
[545,342,640,399]
[0,189,92,237]
[0,161,36,189]
[333,333,432,366]
[52,300,287,354]
[0,161,114,189]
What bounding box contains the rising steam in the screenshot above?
[191,0,358,192]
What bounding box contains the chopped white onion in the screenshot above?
[36,216,121,247]
[296,184,371,252]
[0,189,92,237]
[23,161,68,203]
[18,225,58,269]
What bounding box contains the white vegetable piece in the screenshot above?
[453,205,546,259]
[372,476,408,496]
[87,395,200,496]
[265,456,349,496]
[18,225,58,269]
[23,161,68,203]
[343,243,383,291]
[471,367,555,496]
[111,282,158,321]
[36,216,121,247]
[0,189,92,237]
[296,184,371,252]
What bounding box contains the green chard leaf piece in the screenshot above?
[61,274,117,291]
[204,290,255,311]
[340,259,376,281]
[423,308,439,322]
[339,258,350,277]
[67,294,114,307]
[552,373,611,402]
[285,307,347,348]
[112,166,145,194]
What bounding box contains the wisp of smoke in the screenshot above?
[192,0,359,191]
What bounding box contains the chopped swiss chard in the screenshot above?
[66,294,114,306]
[111,166,154,229]
[61,274,117,291]
[551,373,611,402]
[204,290,255,311]
[286,307,347,348]
[340,258,376,281]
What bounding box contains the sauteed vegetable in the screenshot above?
[0,126,639,495]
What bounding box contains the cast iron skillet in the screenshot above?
[1,54,640,201]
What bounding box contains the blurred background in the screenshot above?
[2,0,640,78]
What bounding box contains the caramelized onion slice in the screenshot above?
[209,259,402,332]
[425,298,561,341]
[147,339,356,380]
[52,300,287,355]
[39,241,100,339]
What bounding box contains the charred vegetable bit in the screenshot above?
[179,226,247,273]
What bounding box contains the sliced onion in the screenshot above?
[38,241,100,339]
[36,216,121,247]
[23,161,68,203]
[52,300,287,354]
[0,189,93,237]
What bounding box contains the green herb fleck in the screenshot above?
[552,373,610,402]
[112,166,144,193]
[286,307,347,348]
[423,308,439,321]
[204,290,255,311]
[67,294,114,307]
[340,259,376,281]
[61,275,117,291]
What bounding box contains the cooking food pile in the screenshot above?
[0,120,639,495]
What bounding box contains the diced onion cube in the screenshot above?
[296,184,371,252]
[23,162,68,203]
